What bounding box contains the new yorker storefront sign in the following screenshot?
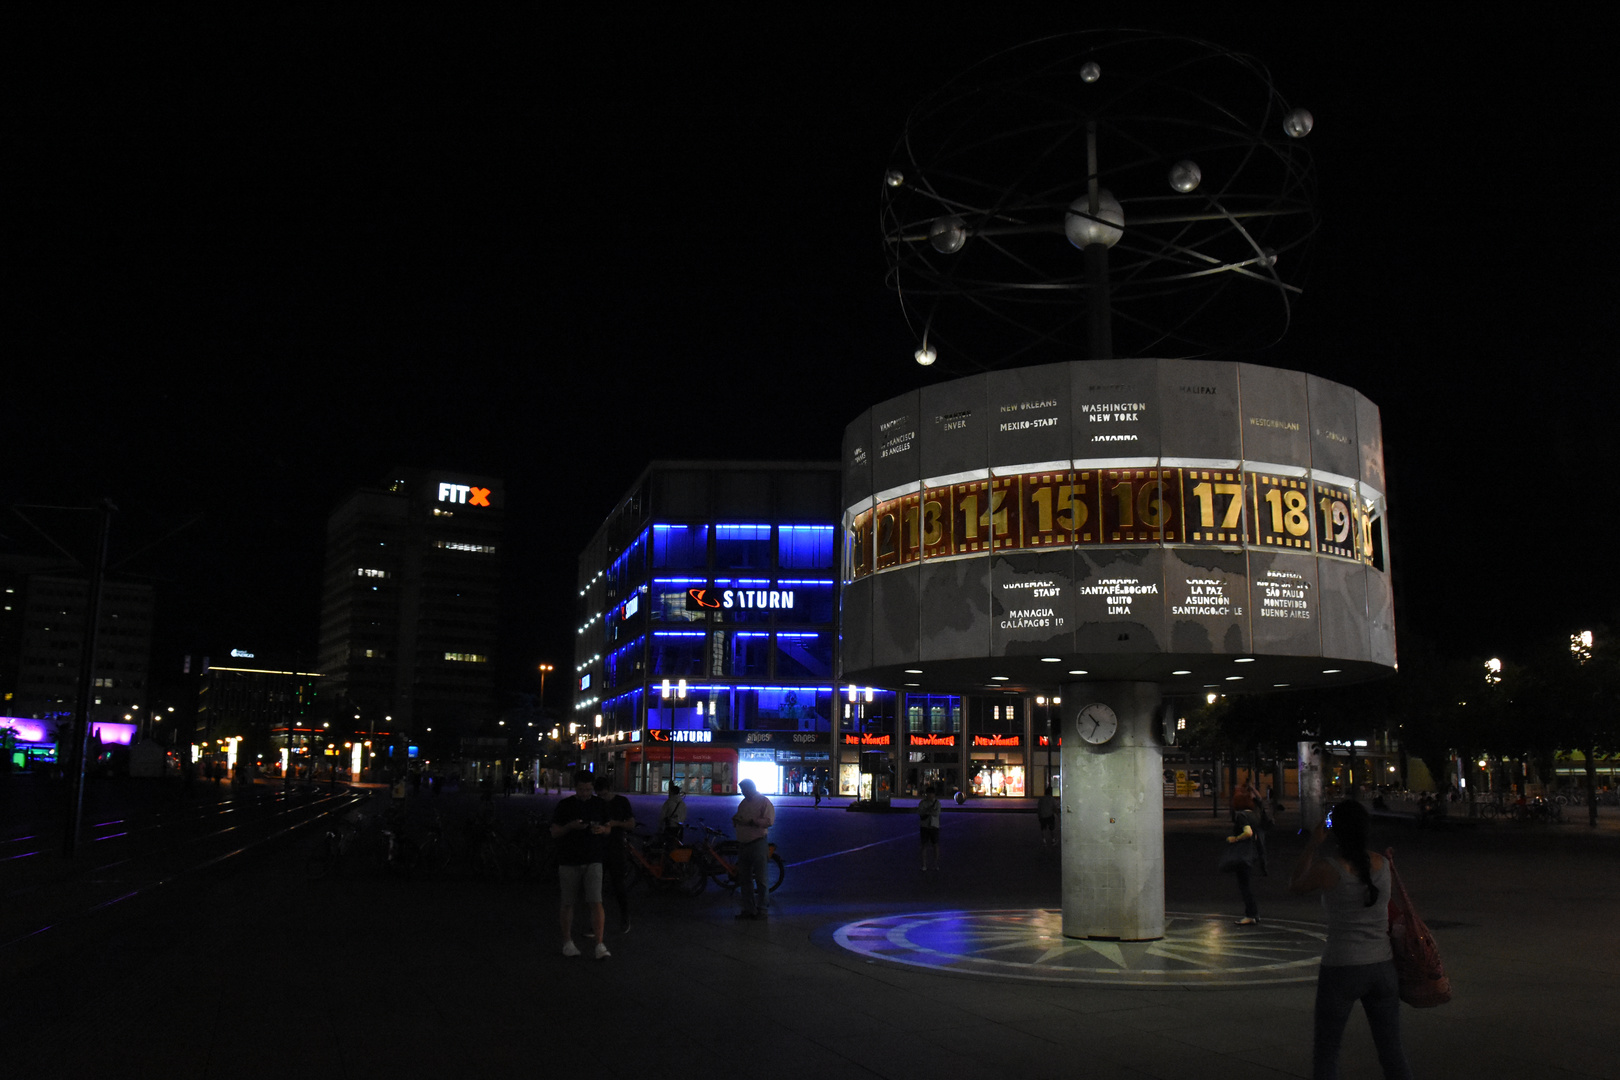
[909,733,958,748]
[972,734,1022,748]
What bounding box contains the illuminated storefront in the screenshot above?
[575,463,841,794]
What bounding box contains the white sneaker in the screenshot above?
[561,940,581,957]
[593,942,611,960]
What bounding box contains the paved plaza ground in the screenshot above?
[3,779,1618,1079]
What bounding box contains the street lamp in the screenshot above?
[660,678,686,793]
[538,663,555,706]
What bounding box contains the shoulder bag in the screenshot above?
[1385,847,1452,1007]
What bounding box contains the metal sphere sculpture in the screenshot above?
[882,31,1317,370]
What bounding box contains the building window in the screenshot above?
[651,525,708,569]
[649,632,706,677]
[443,652,489,663]
[774,632,832,678]
[433,541,496,554]
[356,568,388,578]
[715,524,771,570]
[779,525,835,570]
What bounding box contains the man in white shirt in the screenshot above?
[732,778,776,919]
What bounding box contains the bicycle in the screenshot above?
[691,821,785,893]
[625,827,707,895]
[305,817,361,880]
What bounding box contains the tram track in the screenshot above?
[0,784,372,954]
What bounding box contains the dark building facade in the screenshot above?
[195,661,322,770]
[14,571,154,729]
[317,469,504,756]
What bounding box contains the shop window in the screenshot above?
[726,632,772,678]
[774,632,832,678]
[652,525,708,569]
[715,524,772,570]
[752,687,829,731]
[649,632,706,677]
[776,580,835,623]
[779,525,835,570]
[650,580,706,623]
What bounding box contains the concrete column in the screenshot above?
[1297,740,1324,831]
[1059,681,1164,941]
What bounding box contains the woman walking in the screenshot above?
[1289,800,1412,1080]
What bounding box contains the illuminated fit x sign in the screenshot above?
[437,483,493,507]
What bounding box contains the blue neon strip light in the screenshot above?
[652,631,705,638]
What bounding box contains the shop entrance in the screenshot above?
[970,759,1026,797]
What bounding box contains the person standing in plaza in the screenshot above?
[658,783,687,843]
[593,774,636,935]
[732,778,776,919]
[550,769,611,959]
[1036,786,1058,847]
[917,784,942,870]
[1224,798,1261,925]
[1289,800,1412,1080]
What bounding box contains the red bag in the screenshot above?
[1385,847,1452,1007]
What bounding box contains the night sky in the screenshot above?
[9,10,1619,703]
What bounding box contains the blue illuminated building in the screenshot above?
[575,462,1046,798]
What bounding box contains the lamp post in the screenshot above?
[660,678,685,793]
[538,663,554,707]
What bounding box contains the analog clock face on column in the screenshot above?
[1077,703,1119,745]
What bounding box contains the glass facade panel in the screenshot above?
[779,525,835,570]
[652,525,708,569]
[649,632,706,677]
[777,580,835,623]
[714,524,771,570]
[775,632,832,678]
[650,579,706,622]
[726,632,772,678]
[750,686,831,731]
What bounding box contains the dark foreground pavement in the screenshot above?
[4,781,1619,1079]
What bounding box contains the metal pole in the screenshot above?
[64,499,116,857]
[1085,121,1113,361]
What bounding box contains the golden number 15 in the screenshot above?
[1028,483,1088,532]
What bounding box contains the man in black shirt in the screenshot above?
[551,769,611,959]
[593,774,636,935]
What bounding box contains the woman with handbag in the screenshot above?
[1288,800,1412,1080]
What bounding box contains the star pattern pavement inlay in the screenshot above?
[832,909,1325,987]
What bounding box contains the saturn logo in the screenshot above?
[688,588,721,609]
